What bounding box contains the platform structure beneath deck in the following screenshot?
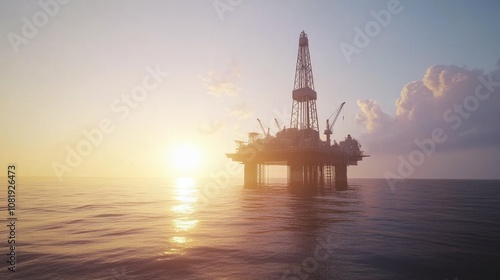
[227,143,361,191]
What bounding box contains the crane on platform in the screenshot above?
[257,118,270,138]
[274,118,282,132]
[324,102,345,146]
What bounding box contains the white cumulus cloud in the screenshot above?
[356,63,500,153]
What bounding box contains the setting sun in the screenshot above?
[171,144,202,172]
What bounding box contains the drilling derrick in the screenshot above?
[291,31,319,141]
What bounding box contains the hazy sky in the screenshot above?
[1,0,499,180]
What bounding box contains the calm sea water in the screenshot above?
[2,178,500,280]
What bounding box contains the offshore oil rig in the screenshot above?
[227,31,367,190]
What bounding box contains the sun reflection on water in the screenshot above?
[165,177,199,256]
[174,218,198,231]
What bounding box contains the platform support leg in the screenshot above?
[244,162,257,188]
[289,164,303,187]
[335,165,348,191]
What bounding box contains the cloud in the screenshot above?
[228,102,253,119]
[196,102,253,136]
[197,119,226,135]
[356,63,500,153]
[355,99,392,133]
[203,59,241,97]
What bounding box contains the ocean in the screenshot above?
[2,178,500,280]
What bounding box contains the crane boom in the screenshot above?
[274,118,281,132]
[257,118,268,137]
[324,102,345,146]
[327,102,345,130]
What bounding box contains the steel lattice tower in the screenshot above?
[290,31,319,137]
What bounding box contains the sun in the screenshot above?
[171,144,202,172]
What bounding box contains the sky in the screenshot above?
[1,0,499,180]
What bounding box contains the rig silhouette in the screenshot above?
[227,31,367,190]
